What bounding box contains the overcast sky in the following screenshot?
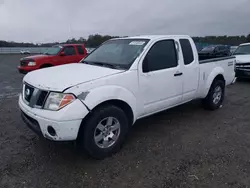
[0,0,250,43]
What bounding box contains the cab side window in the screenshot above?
[63,46,76,56]
[76,45,85,55]
[143,40,178,72]
[179,39,194,65]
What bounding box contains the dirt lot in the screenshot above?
[1,54,250,188]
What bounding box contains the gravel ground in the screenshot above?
[1,54,250,188]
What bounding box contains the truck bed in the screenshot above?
[199,56,235,64]
[197,56,236,98]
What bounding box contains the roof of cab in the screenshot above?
[119,35,191,40]
[62,44,84,46]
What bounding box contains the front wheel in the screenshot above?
[78,105,129,159]
[202,79,225,110]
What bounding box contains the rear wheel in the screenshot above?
[78,105,129,159]
[202,79,225,110]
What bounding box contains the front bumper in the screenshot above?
[235,69,250,78]
[18,66,37,74]
[19,95,89,141]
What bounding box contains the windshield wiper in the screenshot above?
[95,62,123,69]
[82,61,94,65]
[83,61,124,70]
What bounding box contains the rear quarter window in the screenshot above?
[76,45,85,55]
[63,46,76,56]
[179,39,194,65]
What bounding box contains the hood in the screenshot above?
[234,54,250,64]
[21,54,50,61]
[23,63,125,92]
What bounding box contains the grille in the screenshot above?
[23,83,49,108]
[24,84,34,103]
[36,91,49,106]
[235,63,250,70]
[20,61,28,66]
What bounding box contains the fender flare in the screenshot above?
[78,85,137,122]
[203,67,225,97]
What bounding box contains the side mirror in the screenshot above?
[142,57,149,73]
[60,52,65,56]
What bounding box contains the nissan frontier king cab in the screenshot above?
[19,35,236,159]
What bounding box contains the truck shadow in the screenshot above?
[35,99,205,161]
[127,100,205,143]
[236,78,250,82]
[8,94,237,183]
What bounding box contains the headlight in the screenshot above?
[44,92,76,111]
[28,61,36,66]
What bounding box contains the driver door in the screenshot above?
[58,46,78,65]
[139,39,183,116]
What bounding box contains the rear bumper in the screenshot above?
[235,69,250,78]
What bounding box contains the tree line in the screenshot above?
[1,34,250,48]
[193,34,250,46]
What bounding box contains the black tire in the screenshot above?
[79,105,129,159]
[202,79,225,110]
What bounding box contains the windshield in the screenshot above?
[201,46,215,52]
[233,45,250,55]
[82,39,149,69]
[43,45,62,55]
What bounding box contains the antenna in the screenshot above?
[69,21,73,39]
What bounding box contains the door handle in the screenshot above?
[174,72,183,76]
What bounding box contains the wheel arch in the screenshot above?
[91,99,134,125]
[214,74,225,81]
[77,99,134,140]
[40,63,53,68]
[204,67,225,97]
[202,74,226,110]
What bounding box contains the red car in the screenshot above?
[18,44,87,73]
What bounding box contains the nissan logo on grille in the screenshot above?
[23,84,48,107]
[25,88,31,97]
[23,84,35,103]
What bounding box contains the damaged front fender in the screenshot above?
[77,91,90,101]
[74,85,137,122]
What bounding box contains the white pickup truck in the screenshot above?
[19,35,236,159]
[233,42,250,79]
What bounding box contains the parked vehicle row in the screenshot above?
[198,45,231,60]
[230,46,238,54]
[20,50,31,55]
[18,44,87,73]
[19,35,236,159]
[198,43,250,80]
[17,43,237,74]
[234,43,250,79]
